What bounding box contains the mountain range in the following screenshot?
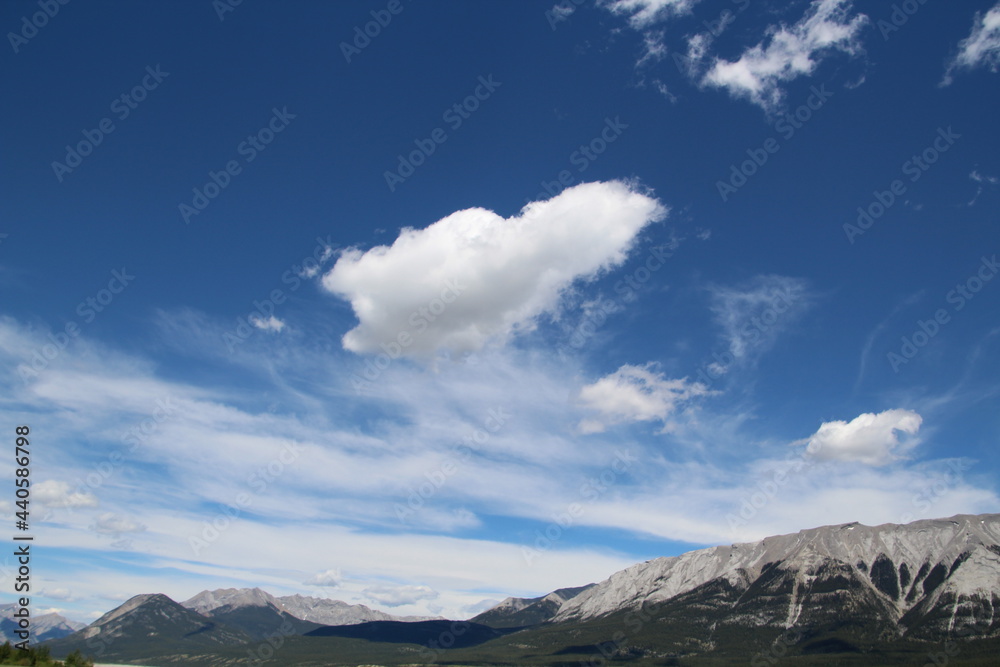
[0,605,85,644]
[180,587,437,639]
[46,513,1000,665]
[469,583,595,628]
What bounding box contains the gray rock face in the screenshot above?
[181,587,438,626]
[548,513,1000,640]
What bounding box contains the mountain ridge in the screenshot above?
[180,587,441,626]
[0,605,85,643]
[44,512,1000,664]
[552,512,1000,626]
[470,584,596,628]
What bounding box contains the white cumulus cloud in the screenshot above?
[703,0,868,110]
[364,584,438,607]
[801,409,922,466]
[943,3,1000,85]
[39,588,74,601]
[577,363,711,433]
[323,181,665,358]
[304,569,342,587]
[33,480,98,509]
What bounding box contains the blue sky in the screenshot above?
[1,0,999,623]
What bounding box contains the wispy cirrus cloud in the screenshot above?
[853,291,925,393]
[90,513,147,536]
[1,285,995,619]
[708,275,811,366]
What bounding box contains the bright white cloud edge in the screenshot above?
[322,181,666,358]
